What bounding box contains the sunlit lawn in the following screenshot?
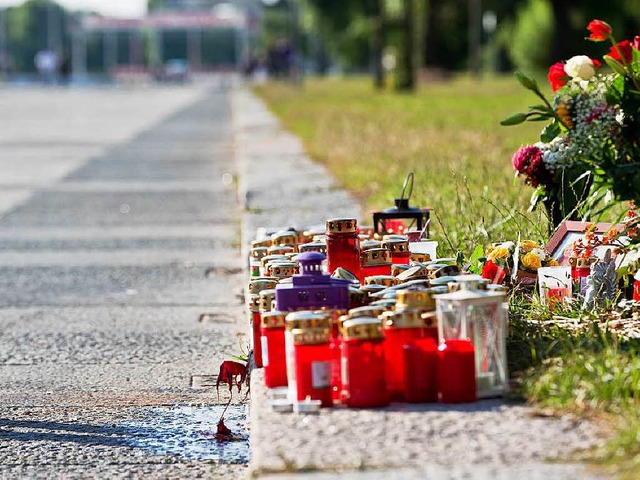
[255,75,549,256]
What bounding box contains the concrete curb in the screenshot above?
[231,87,605,480]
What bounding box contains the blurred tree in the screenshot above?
[5,0,68,73]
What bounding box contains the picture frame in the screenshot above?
[545,220,621,266]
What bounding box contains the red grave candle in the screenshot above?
[403,338,438,403]
[382,239,411,265]
[341,317,389,408]
[326,218,361,278]
[248,294,263,368]
[381,309,427,401]
[359,248,392,284]
[260,311,288,388]
[320,310,347,404]
[293,328,333,407]
[437,339,476,404]
[634,278,640,301]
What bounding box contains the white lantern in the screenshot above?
[436,277,508,398]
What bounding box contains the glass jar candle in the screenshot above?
[359,248,392,284]
[364,275,398,288]
[320,309,347,404]
[271,231,298,252]
[404,338,438,403]
[285,311,331,401]
[261,311,288,388]
[293,328,333,407]
[341,317,388,408]
[299,242,327,254]
[381,309,427,400]
[261,254,288,277]
[258,288,276,314]
[249,294,263,368]
[382,238,411,265]
[326,218,361,278]
[248,278,278,296]
[268,261,298,280]
[437,339,476,404]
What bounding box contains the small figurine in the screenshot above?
[583,249,617,309]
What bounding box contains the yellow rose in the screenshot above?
[520,240,540,253]
[546,259,559,267]
[488,246,510,260]
[522,252,542,271]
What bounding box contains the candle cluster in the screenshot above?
[247,217,509,411]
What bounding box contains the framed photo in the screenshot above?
[545,221,621,266]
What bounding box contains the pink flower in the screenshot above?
[512,145,549,188]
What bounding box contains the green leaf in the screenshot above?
[528,104,552,114]
[606,74,625,104]
[515,71,538,92]
[540,121,561,142]
[500,112,528,126]
[466,245,485,275]
[528,114,552,122]
[604,55,627,76]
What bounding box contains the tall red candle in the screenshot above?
[359,248,392,284]
[326,218,361,278]
[403,338,438,403]
[248,294,263,368]
[260,311,288,388]
[341,317,388,408]
[293,328,333,407]
[437,339,476,404]
[381,309,427,401]
[382,238,411,265]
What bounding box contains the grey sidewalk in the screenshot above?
[0,85,248,479]
[231,88,607,480]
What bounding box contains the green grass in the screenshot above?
[255,75,551,255]
[255,76,640,477]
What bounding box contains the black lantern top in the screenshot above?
[372,173,433,236]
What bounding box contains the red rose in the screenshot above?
[587,19,612,41]
[591,58,602,69]
[547,62,568,92]
[608,40,633,64]
[482,260,507,285]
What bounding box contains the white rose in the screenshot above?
[564,55,596,80]
[531,248,547,261]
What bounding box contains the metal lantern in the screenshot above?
[372,173,433,236]
[275,252,350,312]
[435,275,508,398]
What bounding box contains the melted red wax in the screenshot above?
[215,419,233,441]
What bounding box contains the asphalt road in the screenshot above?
[0,84,248,478]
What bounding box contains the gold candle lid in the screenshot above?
[395,288,435,311]
[267,245,295,255]
[369,299,397,311]
[259,288,276,312]
[410,252,431,263]
[361,248,391,267]
[381,239,409,253]
[285,311,332,330]
[261,310,287,329]
[250,247,269,260]
[326,218,358,234]
[381,309,424,329]
[348,305,385,319]
[360,239,382,252]
[251,238,271,249]
[293,327,331,345]
[299,242,327,254]
[364,275,399,287]
[271,231,298,248]
[261,254,288,269]
[268,262,298,279]
[342,317,384,340]
[314,309,347,325]
[248,278,279,295]
[249,294,260,312]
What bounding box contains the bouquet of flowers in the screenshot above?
[482,239,559,284]
[503,19,640,227]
